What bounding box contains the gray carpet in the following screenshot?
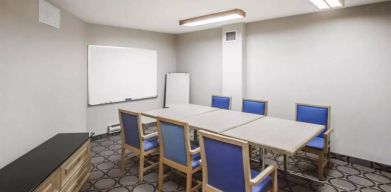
[81,134,391,192]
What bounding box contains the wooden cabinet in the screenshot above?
[34,170,59,192]
[35,140,90,192]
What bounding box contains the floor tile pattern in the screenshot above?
[82,134,391,192]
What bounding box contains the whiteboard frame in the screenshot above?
[87,45,158,106]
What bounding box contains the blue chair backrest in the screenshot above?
[203,137,246,192]
[296,104,329,138]
[120,112,140,149]
[242,100,267,115]
[159,122,188,166]
[212,96,231,110]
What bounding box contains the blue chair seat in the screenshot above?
[251,170,272,192]
[191,144,201,169]
[144,136,159,151]
[191,144,200,157]
[306,137,324,150]
[191,154,201,169]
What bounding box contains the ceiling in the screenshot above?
[49,0,389,34]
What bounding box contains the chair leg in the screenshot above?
[158,162,164,191]
[283,155,288,171]
[272,169,278,192]
[139,155,145,182]
[120,146,125,174]
[186,171,192,192]
[318,152,325,181]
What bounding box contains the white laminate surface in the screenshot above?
[140,116,156,125]
[141,104,218,120]
[185,109,263,133]
[223,117,324,155]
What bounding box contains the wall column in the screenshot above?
[222,23,245,110]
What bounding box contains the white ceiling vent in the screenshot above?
[39,0,61,29]
[225,31,236,41]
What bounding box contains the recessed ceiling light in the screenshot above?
[310,0,330,9]
[179,9,246,27]
[325,0,344,8]
[310,0,345,10]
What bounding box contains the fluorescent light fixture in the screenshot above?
[310,0,345,10]
[180,9,246,27]
[310,0,330,9]
[325,0,344,8]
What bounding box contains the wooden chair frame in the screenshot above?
[199,130,278,192]
[284,103,334,180]
[118,109,159,182]
[242,98,269,116]
[157,117,202,192]
[211,95,232,110]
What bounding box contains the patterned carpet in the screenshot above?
[81,134,391,192]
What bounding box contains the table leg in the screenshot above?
[259,148,265,171]
[284,155,288,171]
[193,129,198,144]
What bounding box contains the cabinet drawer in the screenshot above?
[60,161,90,192]
[60,141,90,187]
[34,170,59,192]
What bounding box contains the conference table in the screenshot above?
[182,109,262,133]
[142,104,219,119]
[142,104,323,170]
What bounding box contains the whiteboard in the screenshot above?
[164,73,190,107]
[88,45,157,105]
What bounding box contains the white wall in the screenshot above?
[0,0,87,168]
[177,2,391,165]
[2,0,390,168]
[246,2,391,165]
[86,24,176,135]
[176,28,222,106]
[222,24,245,110]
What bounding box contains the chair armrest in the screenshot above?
[190,147,200,155]
[323,128,334,152]
[250,164,277,186]
[142,132,158,140]
[324,128,334,136]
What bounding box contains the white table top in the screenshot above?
[222,117,324,155]
[141,104,219,119]
[140,116,156,125]
[184,109,263,133]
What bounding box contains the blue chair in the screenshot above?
[287,103,333,180]
[242,99,268,116]
[242,99,269,160]
[118,109,159,182]
[199,130,278,192]
[211,95,231,110]
[157,117,201,192]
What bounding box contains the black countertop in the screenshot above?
[0,133,90,192]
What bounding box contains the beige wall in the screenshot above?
[2,0,390,168]
[0,0,177,167]
[86,24,176,135]
[176,28,222,106]
[245,2,391,165]
[176,2,391,165]
[0,0,87,168]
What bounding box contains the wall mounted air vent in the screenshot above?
[225,31,236,41]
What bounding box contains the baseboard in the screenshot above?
[331,152,390,171]
[91,132,120,141]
